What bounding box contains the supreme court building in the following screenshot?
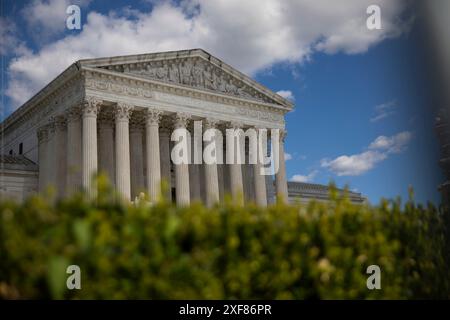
[0,49,293,205]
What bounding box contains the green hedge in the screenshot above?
[0,180,449,299]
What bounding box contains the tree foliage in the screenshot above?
[0,179,449,299]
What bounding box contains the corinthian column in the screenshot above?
[37,126,49,192]
[203,119,220,207]
[145,108,163,201]
[275,129,289,203]
[54,116,67,198]
[159,125,172,201]
[173,113,191,206]
[130,116,145,199]
[189,132,201,202]
[217,126,225,202]
[226,122,244,205]
[98,112,115,186]
[47,123,56,187]
[82,97,101,198]
[254,127,267,206]
[66,107,82,195]
[114,102,132,200]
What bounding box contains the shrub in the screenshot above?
[0,181,449,299]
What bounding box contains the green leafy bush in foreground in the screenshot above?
[0,180,449,299]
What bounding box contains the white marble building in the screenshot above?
[0,49,292,206]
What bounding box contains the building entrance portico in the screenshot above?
[1,49,294,206]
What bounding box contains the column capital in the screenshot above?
[66,106,82,122]
[81,96,102,117]
[160,117,173,132]
[130,115,145,132]
[47,122,56,134]
[145,108,163,126]
[204,118,220,129]
[115,102,133,121]
[174,112,191,128]
[160,125,171,137]
[37,126,48,143]
[228,121,243,129]
[253,125,267,131]
[98,112,115,129]
[53,115,67,131]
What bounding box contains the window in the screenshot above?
[9,149,12,155]
[19,143,23,155]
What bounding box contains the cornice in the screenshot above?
[0,51,289,143]
[78,49,294,109]
[82,66,288,117]
[1,63,81,133]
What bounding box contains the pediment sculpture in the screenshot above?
[99,58,277,104]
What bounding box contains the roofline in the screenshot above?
[1,48,294,132]
[1,62,81,132]
[287,180,363,197]
[81,65,289,114]
[78,48,294,109]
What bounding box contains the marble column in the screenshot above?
[253,128,267,206]
[54,116,67,198]
[66,107,82,195]
[159,125,172,201]
[173,113,191,206]
[98,113,115,186]
[223,143,231,196]
[203,119,220,207]
[217,127,225,202]
[130,117,145,200]
[189,124,201,202]
[242,140,255,203]
[82,97,101,198]
[47,123,56,188]
[37,126,49,192]
[275,129,289,203]
[226,122,244,205]
[145,109,163,201]
[114,102,132,200]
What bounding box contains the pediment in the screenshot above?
[79,50,292,108]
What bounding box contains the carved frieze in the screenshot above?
[85,77,153,99]
[100,58,274,104]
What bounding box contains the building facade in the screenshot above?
[0,155,38,202]
[0,49,293,206]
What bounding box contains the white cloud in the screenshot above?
[6,0,411,108]
[0,18,28,56]
[291,170,318,183]
[277,90,295,101]
[321,150,387,176]
[370,100,397,122]
[368,131,412,153]
[322,131,412,176]
[284,152,293,161]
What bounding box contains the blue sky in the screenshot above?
[0,0,443,204]
[261,29,442,205]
